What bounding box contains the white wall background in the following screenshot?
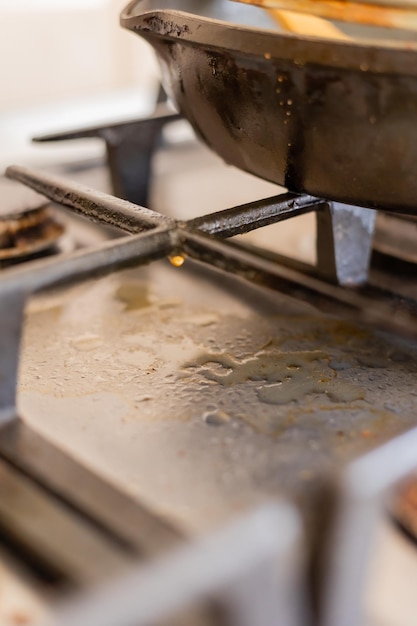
[0,0,159,111]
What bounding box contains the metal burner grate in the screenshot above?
[3,161,417,429]
[1,113,417,626]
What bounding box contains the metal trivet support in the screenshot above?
[33,103,181,207]
[0,164,417,626]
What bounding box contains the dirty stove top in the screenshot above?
[1,122,417,626]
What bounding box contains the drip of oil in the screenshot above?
[204,410,231,426]
[169,255,186,268]
[114,283,152,312]
[71,334,103,352]
[191,350,365,405]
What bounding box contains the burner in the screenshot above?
[0,179,64,264]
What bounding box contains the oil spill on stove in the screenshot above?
[186,349,365,405]
[17,259,417,533]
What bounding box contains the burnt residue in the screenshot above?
[142,15,191,38]
[195,48,290,180]
[281,66,307,192]
[205,52,254,132]
[305,66,346,108]
[0,207,64,262]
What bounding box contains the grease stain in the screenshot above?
[190,349,365,405]
[115,283,152,312]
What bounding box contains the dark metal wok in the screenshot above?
[121,0,417,214]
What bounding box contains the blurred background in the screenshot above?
[0,0,160,167]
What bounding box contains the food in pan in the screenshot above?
[234,0,417,30]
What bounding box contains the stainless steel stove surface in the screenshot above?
[1,112,417,626]
[21,249,416,530]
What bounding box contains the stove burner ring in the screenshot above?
[0,206,64,261]
[0,179,64,262]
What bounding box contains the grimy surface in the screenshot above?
[4,100,417,626]
[19,257,417,534]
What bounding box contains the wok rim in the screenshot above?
[121,0,417,76]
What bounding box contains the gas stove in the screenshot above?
[0,97,417,626]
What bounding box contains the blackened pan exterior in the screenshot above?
[121,1,417,213]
